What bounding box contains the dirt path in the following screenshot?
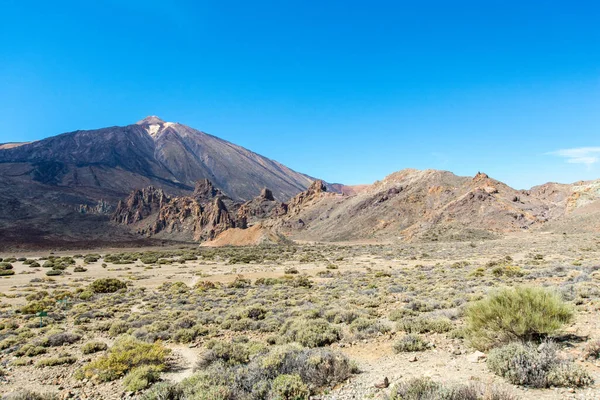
[163,345,199,383]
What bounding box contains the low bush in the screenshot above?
[108,321,129,337]
[349,318,390,337]
[36,355,77,367]
[280,318,341,347]
[0,262,13,270]
[466,286,574,350]
[194,280,219,291]
[82,341,108,354]
[78,335,169,382]
[196,340,252,369]
[79,291,93,300]
[175,344,353,400]
[583,339,600,360]
[270,374,309,399]
[84,254,100,263]
[1,391,59,400]
[140,383,184,400]
[388,377,516,400]
[0,270,15,276]
[284,267,299,275]
[41,332,81,347]
[21,300,53,314]
[491,265,524,277]
[123,365,161,392]
[89,278,127,293]
[14,344,47,357]
[487,341,593,388]
[228,275,251,289]
[393,334,428,352]
[397,316,453,334]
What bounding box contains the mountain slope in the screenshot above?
[0,116,313,201]
[264,170,599,242]
[108,169,600,245]
[0,116,315,248]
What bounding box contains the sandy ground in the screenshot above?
[2,232,600,399]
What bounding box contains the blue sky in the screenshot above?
[1,1,599,189]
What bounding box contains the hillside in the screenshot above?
[0,117,314,248]
[110,170,600,244]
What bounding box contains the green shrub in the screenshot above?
[123,365,161,392]
[173,327,206,344]
[36,355,77,367]
[466,286,574,350]
[196,340,251,368]
[1,391,59,400]
[82,341,108,354]
[255,277,284,286]
[45,270,62,276]
[79,291,93,300]
[487,341,593,388]
[280,318,341,347]
[0,262,13,270]
[79,335,169,382]
[0,269,15,276]
[349,318,390,337]
[41,332,81,347]
[73,266,87,272]
[188,344,353,399]
[397,316,453,334]
[140,383,184,400]
[584,339,600,360]
[194,280,219,291]
[491,265,524,277]
[284,274,313,288]
[21,300,53,314]
[270,374,309,400]
[84,254,100,263]
[89,278,127,293]
[108,321,129,337]
[388,377,516,400]
[14,344,47,357]
[393,334,427,352]
[228,275,251,289]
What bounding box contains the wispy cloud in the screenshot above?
[548,147,600,167]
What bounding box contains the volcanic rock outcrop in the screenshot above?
[113,179,293,242]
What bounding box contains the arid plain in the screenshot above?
[1,232,600,399]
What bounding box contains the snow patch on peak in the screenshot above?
[142,121,179,138]
[146,124,161,137]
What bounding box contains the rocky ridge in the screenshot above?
[112,170,600,244]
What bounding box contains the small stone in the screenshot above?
[374,377,389,389]
[408,356,418,362]
[467,351,486,363]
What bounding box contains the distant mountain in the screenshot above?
[112,170,600,244]
[3,115,600,249]
[0,116,315,249]
[263,169,600,242]
[0,116,313,201]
